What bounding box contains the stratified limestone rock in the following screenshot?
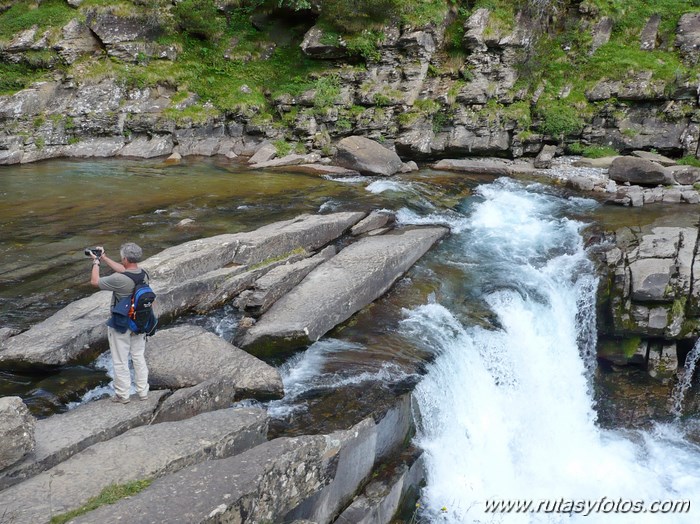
[676,12,700,65]
[333,136,404,176]
[301,25,348,59]
[0,213,364,366]
[0,392,168,491]
[117,134,174,158]
[237,227,448,355]
[336,451,424,524]
[71,395,415,524]
[235,246,336,317]
[151,375,237,424]
[351,210,395,236]
[534,144,557,169]
[0,397,35,471]
[146,326,283,399]
[0,408,268,524]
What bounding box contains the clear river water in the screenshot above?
[1,158,700,522]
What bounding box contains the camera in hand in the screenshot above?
[84,247,103,258]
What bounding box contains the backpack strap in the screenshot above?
[123,270,148,286]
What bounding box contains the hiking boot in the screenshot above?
[138,394,148,401]
[111,395,130,404]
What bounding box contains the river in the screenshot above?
[1,159,700,522]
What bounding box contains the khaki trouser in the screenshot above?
[107,326,149,399]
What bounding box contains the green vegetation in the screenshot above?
[49,479,153,524]
[568,143,619,157]
[0,0,74,40]
[679,155,700,167]
[1,0,700,141]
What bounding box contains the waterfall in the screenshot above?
[671,339,700,417]
[408,179,700,523]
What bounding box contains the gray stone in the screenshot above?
[534,144,557,169]
[238,227,448,355]
[301,25,348,59]
[0,397,35,471]
[146,326,283,399]
[278,164,361,177]
[433,158,511,176]
[609,157,672,186]
[248,141,276,164]
[118,135,174,158]
[251,153,322,169]
[682,190,700,204]
[573,156,620,168]
[235,246,336,317]
[54,19,102,64]
[590,17,614,54]
[634,227,681,259]
[0,408,268,524]
[662,188,682,203]
[640,14,661,51]
[648,342,678,383]
[337,452,424,524]
[70,435,336,524]
[629,258,674,302]
[151,376,238,424]
[631,150,676,166]
[669,165,700,185]
[0,392,168,491]
[334,136,404,176]
[676,13,700,65]
[351,210,396,236]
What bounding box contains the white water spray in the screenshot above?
[672,339,700,417]
[409,179,700,523]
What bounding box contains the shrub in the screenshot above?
[173,0,224,41]
[319,0,401,33]
[537,100,584,138]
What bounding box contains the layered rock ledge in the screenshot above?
[237,226,449,355]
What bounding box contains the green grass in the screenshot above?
[0,61,49,94]
[49,479,153,524]
[679,155,700,167]
[0,0,75,40]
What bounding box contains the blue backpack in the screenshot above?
[123,271,158,336]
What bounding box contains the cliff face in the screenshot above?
[1,1,699,165]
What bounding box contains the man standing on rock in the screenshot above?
[89,242,149,404]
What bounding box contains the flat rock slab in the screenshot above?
[0,408,268,524]
[146,326,283,398]
[238,226,448,355]
[0,212,365,366]
[433,158,536,176]
[0,397,35,471]
[0,392,168,491]
[69,436,335,524]
[280,164,361,177]
[333,136,404,176]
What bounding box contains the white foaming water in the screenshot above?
[410,179,700,523]
[672,339,700,417]
[266,338,416,419]
[365,179,412,194]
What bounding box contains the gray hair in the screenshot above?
[120,242,143,263]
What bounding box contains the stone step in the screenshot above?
[0,408,268,524]
[0,392,168,492]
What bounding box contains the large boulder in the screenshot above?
[333,136,404,176]
[237,226,448,355]
[608,157,673,186]
[146,326,283,399]
[0,397,35,471]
